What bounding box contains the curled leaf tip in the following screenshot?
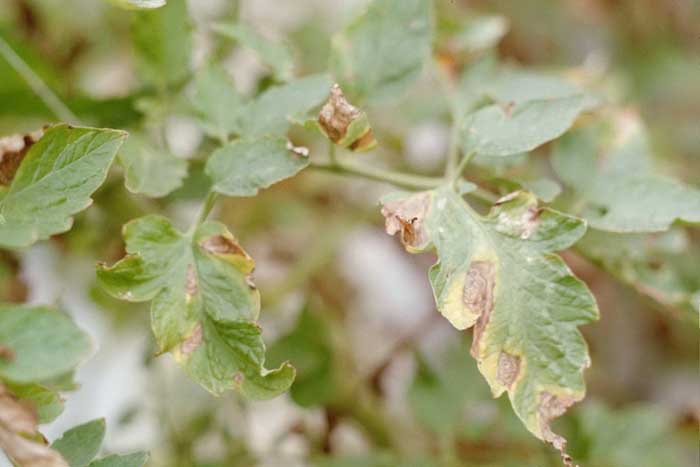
[318,83,377,152]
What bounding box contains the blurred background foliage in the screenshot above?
[0,0,698,466]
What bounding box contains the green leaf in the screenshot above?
[97,215,294,398]
[381,188,598,454]
[0,304,91,383]
[6,382,64,423]
[118,133,187,198]
[212,23,294,81]
[267,307,337,407]
[552,113,700,232]
[52,419,106,467]
[192,63,244,140]
[576,402,685,467]
[89,452,149,467]
[332,0,432,101]
[241,74,333,137]
[108,0,165,9]
[206,137,309,197]
[132,0,191,87]
[460,96,585,157]
[0,125,126,248]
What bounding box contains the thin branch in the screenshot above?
[310,158,444,191]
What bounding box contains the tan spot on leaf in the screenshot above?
[496,351,520,389]
[185,264,197,299]
[200,235,246,256]
[233,371,244,387]
[318,84,361,143]
[245,274,257,290]
[179,323,203,357]
[286,140,309,157]
[0,346,15,362]
[381,192,431,250]
[0,382,69,467]
[466,261,496,358]
[0,128,44,186]
[538,391,580,467]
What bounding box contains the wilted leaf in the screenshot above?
[318,83,377,151]
[191,63,244,140]
[381,188,598,458]
[97,215,294,397]
[241,74,333,137]
[332,0,432,101]
[0,304,90,383]
[118,133,187,198]
[552,112,700,232]
[89,453,149,467]
[0,382,68,467]
[206,137,309,197]
[0,125,126,248]
[212,23,294,81]
[132,0,191,87]
[460,96,585,157]
[51,419,105,467]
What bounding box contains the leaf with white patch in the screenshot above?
[0,125,126,248]
[97,215,294,398]
[381,188,598,459]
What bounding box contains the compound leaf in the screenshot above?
[206,137,309,197]
[332,0,432,101]
[381,188,598,456]
[0,304,91,383]
[552,112,700,232]
[118,133,187,198]
[51,418,106,467]
[97,215,294,398]
[0,125,126,248]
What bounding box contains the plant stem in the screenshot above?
[452,151,475,183]
[196,191,218,226]
[444,121,461,178]
[310,159,443,191]
[0,36,79,124]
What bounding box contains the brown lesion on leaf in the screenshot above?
[493,191,542,239]
[200,235,246,257]
[318,83,375,151]
[0,346,15,362]
[0,382,69,467]
[179,322,203,357]
[381,193,431,250]
[496,351,520,389]
[185,264,197,299]
[0,128,44,186]
[466,261,496,358]
[539,391,580,467]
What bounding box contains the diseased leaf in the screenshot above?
[552,112,700,232]
[108,0,165,9]
[6,382,64,424]
[381,188,598,458]
[118,133,187,198]
[0,304,91,383]
[212,23,294,81]
[0,382,68,467]
[131,0,191,87]
[0,125,126,248]
[97,215,294,398]
[0,127,44,186]
[51,419,106,467]
[191,63,244,140]
[241,74,332,138]
[460,96,585,157]
[332,0,432,101]
[206,137,309,197]
[89,453,149,467]
[318,83,377,152]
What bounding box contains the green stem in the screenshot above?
[310,159,443,191]
[452,151,475,183]
[444,121,461,178]
[195,191,218,226]
[0,35,79,124]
